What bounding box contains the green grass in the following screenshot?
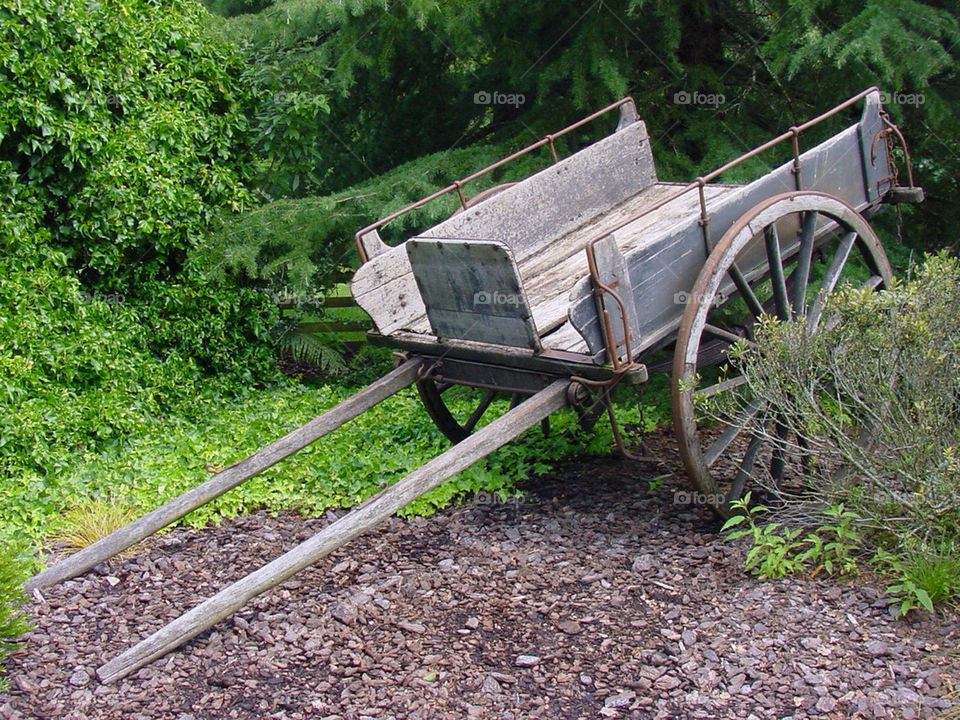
[0,361,668,567]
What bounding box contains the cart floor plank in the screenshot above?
[540,320,590,353]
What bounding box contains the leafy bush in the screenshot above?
[1,368,663,546]
[722,253,960,612]
[0,0,253,292]
[0,164,283,537]
[0,542,32,689]
[0,1,287,527]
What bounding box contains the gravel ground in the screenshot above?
[1,433,957,720]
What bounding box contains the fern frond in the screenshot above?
[279,330,348,374]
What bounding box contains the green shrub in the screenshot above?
[722,253,960,612]
[0,164,283,534]
[0,0,253,291]
[0,0,287,525]
[0,542,32,689]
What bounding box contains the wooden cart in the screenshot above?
[28,88,922,682]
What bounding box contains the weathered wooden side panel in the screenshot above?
[569,224,710,359]
[351,247,429,336]
[538,183,732,350]
[406,239,540,350]
[569,105,890,358]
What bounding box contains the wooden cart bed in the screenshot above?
[353,91,892,365]
[352,115,734,355]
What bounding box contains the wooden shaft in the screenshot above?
[96,380,569,684]
[26,359,424,593]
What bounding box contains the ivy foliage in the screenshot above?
[0,0,253,292]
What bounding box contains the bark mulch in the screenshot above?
[1,434,957,720]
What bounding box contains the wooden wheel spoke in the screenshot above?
[791,211,818,316]
[704,397,766,468]
[728,262,765,318]
[703,323,757,348]
[797,432,814,473]
[729,431,765,500]
[540,416,551,436]
[808,230,856,330]
[764,224,791,320]
[769,419,791,488]
[418,381,514,443]
[463,388,498,434]
[700,374,747,398]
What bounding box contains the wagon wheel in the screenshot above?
[418,379,543,443]
[671,191,894,517]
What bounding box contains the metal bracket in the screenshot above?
[876,110,919,195]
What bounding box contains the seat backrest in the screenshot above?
[352,116,657,337]
[424,119,657,261]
